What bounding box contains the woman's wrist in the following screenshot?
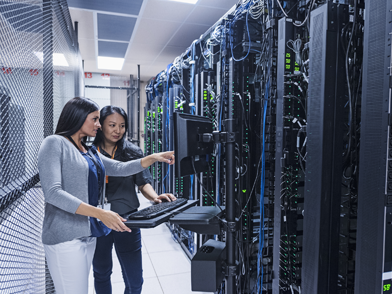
[141,154,156,168]
[92,206,104,219]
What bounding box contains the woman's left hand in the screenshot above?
[154,193,176,203]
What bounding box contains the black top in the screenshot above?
[96,140,153,215]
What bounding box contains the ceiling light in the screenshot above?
[167,0,198,4]
[97,57,124,71]
[53,53,69,67]
[33,52,69,67]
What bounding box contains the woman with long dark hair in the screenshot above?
[92,105,175,294]
[37,97,174,294]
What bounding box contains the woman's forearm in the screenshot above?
[75,202,104,219]
[139,184,159,201]
[75,202,131,232]
[140,154,157,168]
[140,151,174,168]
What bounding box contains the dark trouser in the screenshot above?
[93,228,143,294]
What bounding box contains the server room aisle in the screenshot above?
[88,194,213,294]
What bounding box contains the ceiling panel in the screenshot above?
[97,13,136,41]
[126,42,164,63]
[157,45,187,61]
[71,0,240,81]
[131,19,181,47]
[149,60,175,75]
[69,8,94,40]
[122,61,154,76]
[197,0,238,9]
[168,23,210,47]
[142,0,195,22]
[67,0,144,15]
[98,41,129,58]
[186,6,228,25]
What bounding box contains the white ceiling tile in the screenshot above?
[157,45,186,61]
[131,19,181,47]
[143,0,195,22]
[122,61,154,79]
[71,0,240,81]
[69,8,95,40]
[197,0,238,9]
[148,60,174,76]
[126,42,164,62]
[168,23,209,47]
[186,6,228,26]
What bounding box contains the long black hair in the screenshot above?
[93,105,143,160]
[55,97,99,142]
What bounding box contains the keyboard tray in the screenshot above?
[124,200,198,229]
[169,206,225,235]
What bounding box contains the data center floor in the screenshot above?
[88,193,213,294]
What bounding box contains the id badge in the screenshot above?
[103,202,111,211]
[98,202,111,211]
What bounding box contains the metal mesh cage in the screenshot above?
[0,0,83,292]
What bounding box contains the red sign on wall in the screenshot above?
[2,67,12,74]
[29,69,39,76]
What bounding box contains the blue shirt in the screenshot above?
[80,146,111,237]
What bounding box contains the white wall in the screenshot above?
[84,72,111,109]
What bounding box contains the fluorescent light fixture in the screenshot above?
[167,0,198,4]
[33,52,69,67]
[97,56,125,71]
[53,53,69,67]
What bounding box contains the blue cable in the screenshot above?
[257,80,269,293]
[229,8,251,62]
[189,40,198,200]
[163,64,172,193]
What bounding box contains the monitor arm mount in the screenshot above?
[197,118,240,291]
[198,119,236,144]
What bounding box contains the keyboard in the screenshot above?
[125,198,188,220]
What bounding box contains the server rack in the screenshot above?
[273,16,307,293]
[302,3,349,294]
[355,1,392,294]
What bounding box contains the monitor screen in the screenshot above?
[173,112,213,177]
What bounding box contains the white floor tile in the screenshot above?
[141,276,164,294]
[158,272,215,294]
[149,250,190,277]
[141,223,171,236]
[111,281,125,293]
[111,250,124,283]
[142,253,157,279]
[142,233,182,253]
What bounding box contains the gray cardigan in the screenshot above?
[38,135,146,245]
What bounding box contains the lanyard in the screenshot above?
[97,145,117,183]
[67,135,85,151]
[67,136,104,205]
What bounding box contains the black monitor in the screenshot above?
[173,112,213,177]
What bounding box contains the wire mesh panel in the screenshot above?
[0,188,46,293]
[0,0,83,292]
[0,0,44,197]
[52,0,80,128]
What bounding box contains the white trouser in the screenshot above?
[44,237,96,294]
